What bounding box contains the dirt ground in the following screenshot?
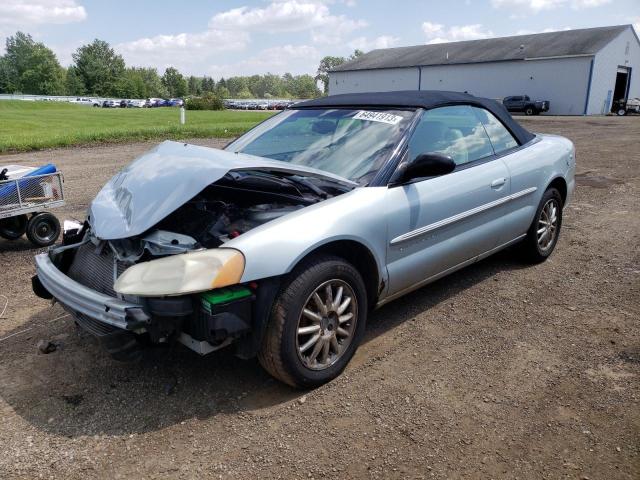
[0,117,638,479]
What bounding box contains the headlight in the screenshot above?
[114,248,245,296]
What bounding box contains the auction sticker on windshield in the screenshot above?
[353,111,403,125]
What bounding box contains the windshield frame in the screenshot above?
[225,106,421,186]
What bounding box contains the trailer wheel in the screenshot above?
[26,212,60,247]
[0,215,28,240]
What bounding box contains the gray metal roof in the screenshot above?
[332,25,632,72]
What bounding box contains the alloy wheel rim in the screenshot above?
[296,279,358,371]
[537,199,559,252]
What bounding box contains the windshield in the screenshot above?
[226,108,415,184]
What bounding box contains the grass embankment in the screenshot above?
[0,100,274,153]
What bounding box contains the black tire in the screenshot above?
[525,106,535,116]
[26,212,60,247]
[258,255,368,388]
[616,108,627,116]
[0,214,28,240]
[520,188,563,263]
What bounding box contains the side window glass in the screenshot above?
[408,105,494,166]
[473,107,519,154]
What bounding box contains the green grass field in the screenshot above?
[0,100,275,153]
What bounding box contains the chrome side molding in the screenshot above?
[390,187,537,245]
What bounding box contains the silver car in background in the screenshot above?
[33,91,575,388]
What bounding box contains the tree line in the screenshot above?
[0,32,325,99]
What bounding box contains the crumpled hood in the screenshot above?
[89,140,354,240]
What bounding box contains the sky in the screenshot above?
[1,0,639,79]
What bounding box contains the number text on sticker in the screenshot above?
[353,111,403,125]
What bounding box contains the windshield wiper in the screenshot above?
[288,175,329,199]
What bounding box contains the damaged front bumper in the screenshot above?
[34,252,149,330]
[33,247,258,360]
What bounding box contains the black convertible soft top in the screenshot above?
[295,90,535,145]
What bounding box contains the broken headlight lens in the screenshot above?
[113,248,245,296]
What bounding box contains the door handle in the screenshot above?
[491,178,507,189]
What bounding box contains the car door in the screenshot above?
[384,105,511,298]
[472,106,544,244]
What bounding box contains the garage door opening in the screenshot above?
[611,66,631,114]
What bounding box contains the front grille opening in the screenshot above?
[66,243,130,297]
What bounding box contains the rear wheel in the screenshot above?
[520,188,563,263]
[258,255,367,388]
[26,212,60,247]
[0,214,28,240]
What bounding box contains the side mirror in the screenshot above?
[392,153,456,185]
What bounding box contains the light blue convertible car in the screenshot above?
[33,91,575,387]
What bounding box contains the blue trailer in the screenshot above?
[0,164,65,247]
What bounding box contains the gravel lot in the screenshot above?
[0,117,638,479]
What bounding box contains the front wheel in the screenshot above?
[616,108,627,116]
[520,188,563,263]
[258,255,367,388]
[525,106,535,116]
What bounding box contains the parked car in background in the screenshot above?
[33,90,575,388]
[503,95,550,115]
[101,100,119,108]
[119,100,128,108]
[269,101,293,110]
[167,98,184,107]
[70,97,101,107]
[153,98,168,107]
[126,99,146,108]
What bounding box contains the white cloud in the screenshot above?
[207,44,322,79]
[571,0,611,6]
[0,0,86,27]
[209,0,366,44]
[515,26,572,35]
[491,0,611,11]
[348,35,400,51]
[116,31,250,74]
[422,22,444,37]
[421,22,576,46]
[423,23,494,44]
[491,0,564,10]
[109,1,368,76]
[0,0,87,55]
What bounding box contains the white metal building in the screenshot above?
[329,25,640,115]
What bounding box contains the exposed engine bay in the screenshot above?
[156,170,337,249]
[102,169,351,261]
